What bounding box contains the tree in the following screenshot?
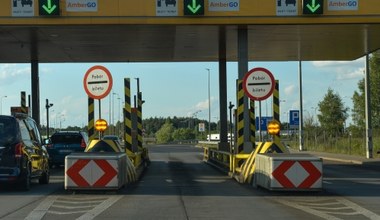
[317,88,348,135]
[172,128,195,141]
[155,120,175,144]
[352,50,380,129]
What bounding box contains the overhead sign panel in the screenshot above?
[66,0,98,12]
[12,0,34,17]
[39,0,60,16]
[156,0,178,16]
[276,0,298,16]
[208,0,239,12]
[303,0,324,14]
[328,0,358,11]
[184,0,204,15]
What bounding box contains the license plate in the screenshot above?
[59,149,73,153]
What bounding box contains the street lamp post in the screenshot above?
[58,114,65,130]
[45,99,53,138]
[1,95,7,115]
[112,92,119,134]
[206,68,211,142]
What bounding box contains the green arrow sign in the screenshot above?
[39,0,60,16]
[184,0,204,15]
[187,0,201,14]
[303,0,323,15]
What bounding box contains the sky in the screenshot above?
[0,58,365,128]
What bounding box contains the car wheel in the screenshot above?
[19,164,31,191]
[39,164,50,184]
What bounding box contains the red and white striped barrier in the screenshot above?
[65,153,127,190]
[254,154,322,191]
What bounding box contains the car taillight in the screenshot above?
[14,143,23,158]
[80,138,86,148]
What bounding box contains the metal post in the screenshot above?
[218,27,228,150]
[238,27,251,151]
[124,78,132,151]
[21,91,27,114]
[206,68,211,142]
[259,101,262,142]
[45,99,53,138]
[298,61,304,151]
[31,61,40,125]
[0,96,6,115]
[88,97,95,141]
[365,54,373,158]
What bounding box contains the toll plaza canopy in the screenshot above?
[0,0,380,63]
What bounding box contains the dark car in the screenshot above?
[46,131,88,168]
[0,113,50,190]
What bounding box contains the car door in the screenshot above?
[28,118,46,176]
[21,119,43,176]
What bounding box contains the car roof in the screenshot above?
[52,131,85,135]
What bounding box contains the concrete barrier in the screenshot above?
[65,153,127,190]
[254,153,323,191]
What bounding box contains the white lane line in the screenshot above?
[274,199,342,220]
[274,198,380,220]
[24,195,58,220]
[338,198,380,220]
[76,195,123,220]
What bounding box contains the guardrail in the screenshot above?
[202,141,290,184]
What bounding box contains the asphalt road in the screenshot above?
[1,144,379,220]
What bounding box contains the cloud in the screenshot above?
[311,58,364,68]
[336,67,365,80]
[0,64,30,86]
[195,96,217,111]
[311,58,365,81]
[284,84,296,96]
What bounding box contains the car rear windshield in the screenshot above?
[51,133,82,144]
[0,117,18,145]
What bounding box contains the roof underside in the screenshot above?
[0,23,379,63]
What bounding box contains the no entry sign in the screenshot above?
[83,65,113,99]
[243,67,275,101]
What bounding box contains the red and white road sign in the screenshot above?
[83,65,113,99]
[272,160,322,189]
[66,159,118,188]
[243,67,275,101]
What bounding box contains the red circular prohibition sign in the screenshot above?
[83,65,113,100]
[243,67,275,101]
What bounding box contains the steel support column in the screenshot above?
[31,60,40,126]
[219,27,228,151]
[365,54,373,159]
[237,27,251,152]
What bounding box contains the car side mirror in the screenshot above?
[44,138,51,145]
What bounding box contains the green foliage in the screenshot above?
[143,116,217,138]
[155,121,175,144]
[172,128,195,140]
[317,88,348,135]
[352,50,380,129]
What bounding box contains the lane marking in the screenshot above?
[274,197,380,220]
[76,195,123,220]
[24,195,58,220]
